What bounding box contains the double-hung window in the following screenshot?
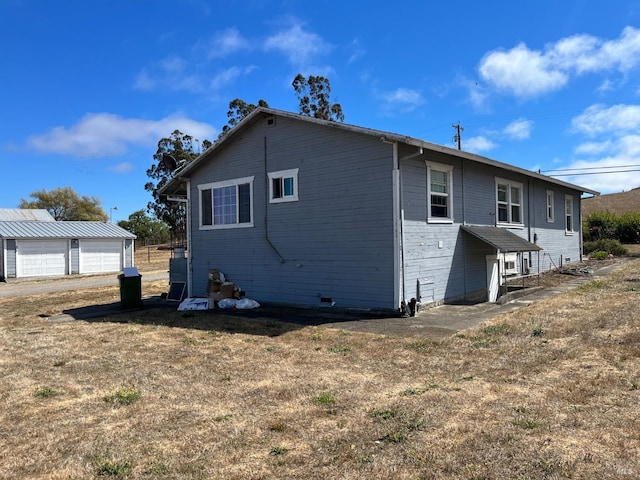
[426,161,453,223]
[199,176,254,229]
[268,168,299,203]
[496,178,523,225]
[546,190,555,223]
[565,195,574,234]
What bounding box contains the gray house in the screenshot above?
[0,209,136,279]
[160,107,598,311]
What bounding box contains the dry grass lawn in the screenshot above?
[1,252,639,479]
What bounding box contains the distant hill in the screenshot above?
[582,188,640,216]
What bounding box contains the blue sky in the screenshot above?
[2,1,640,222]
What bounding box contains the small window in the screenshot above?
[198,176,254,229]
[268,169,299,203]
[426,161,453,223]
[495,178,523,226]
[546,190,554,223]
[565,195,574,234]
[201,188,212,226]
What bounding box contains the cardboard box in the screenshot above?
[220,282,235,298]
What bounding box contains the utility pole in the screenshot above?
[452,122,464,150]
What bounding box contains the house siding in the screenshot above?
[188,115,397,309]
[397,146,585,305]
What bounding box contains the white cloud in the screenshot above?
[133,71,156,91]
[479,43,568,97]
[559,104,640,193]
[503,118,533,140]
[571,104,640,136]
[347,38,366,64]
[264,22,332,66]
[464,136,497,153]
[205,28,250,59]
[574,140,613,155]
[210,66,256,90]
[378,87,425,114]
[479,27,640,98]
[109,162,134,173]
[27,113,217,158]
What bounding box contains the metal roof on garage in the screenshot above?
[461,225,542,252]
[0,221,136,239]
[0,208,55,222]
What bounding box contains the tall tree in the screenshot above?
[19,186,108,221]
[220,98,269,137]
[292,74,344,122]
[117,210,169,246]
[145,130,212,243]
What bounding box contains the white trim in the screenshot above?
[546,190,555,223]
[495,177,524,226]
[268,168,299,203]
[198,176,255,230]
[565,194,574,235]
[426,161,454,223]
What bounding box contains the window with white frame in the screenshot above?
[565,195,574,234]
[426,161,453,222]
[199,176,254,229]
[268,168,299,203]
[546,190,554,223]
[496,178,523,225]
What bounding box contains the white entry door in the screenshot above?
[486,255,500,302]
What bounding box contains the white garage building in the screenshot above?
[0,210,135,280]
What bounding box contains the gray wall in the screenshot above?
[188,115,397,309]
[70,239,79,274]
[6,239,16,278]
[398,145,585,304]
[125,239,134,268]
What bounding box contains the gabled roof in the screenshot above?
[0,221,136,239]
[0,208,55,222]
[159,107,600,197]
[461,225,542,252]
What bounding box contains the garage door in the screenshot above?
[18,240,68,277]
[80,240,122,274]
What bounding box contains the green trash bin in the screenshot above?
[118,273,143,308]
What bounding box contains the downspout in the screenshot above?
[185,178,193,298]
[264,136,285,263]
[527,178,533,272]
[383,137,404,311]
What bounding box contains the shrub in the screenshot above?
[583,239,627,256]
[583,211,618,241]
[589,250,609,260]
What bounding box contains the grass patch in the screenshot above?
[328,344,352,353]
[311,391,336,406]
[34,386,56,398]
[270,446,289,456]
[408,338,434,353]
[103,387,141,405]
[94,457,132,477]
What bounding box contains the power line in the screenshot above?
[542,164,640,173]
[549,169,640,177]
